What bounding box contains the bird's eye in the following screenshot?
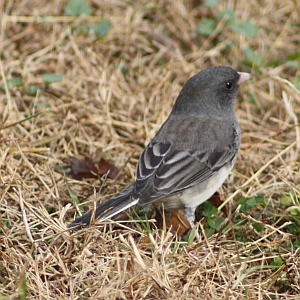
[225,81,233,90]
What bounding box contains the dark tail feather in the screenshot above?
[68,184,138,231]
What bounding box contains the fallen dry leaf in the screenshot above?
[71,156,98,180]
[71,156,118,180]
[97,157,119,179]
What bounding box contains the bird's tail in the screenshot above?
[68,184,138,230]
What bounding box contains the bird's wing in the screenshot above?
[135,140,237,203]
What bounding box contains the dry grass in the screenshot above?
[0,0,300,299]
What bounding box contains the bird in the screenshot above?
[68,66,251,230]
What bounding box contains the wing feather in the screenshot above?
[135,140,237,204]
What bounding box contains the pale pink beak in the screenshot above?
[238,72,251,85]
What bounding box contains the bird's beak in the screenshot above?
[238,72,251,85]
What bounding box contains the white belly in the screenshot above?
[180,164,232,208]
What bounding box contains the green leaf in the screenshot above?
[271,257,283,267]
[1,78,23,91]
[208,217,224,230]
[253,223,264,232]
[290,209,299,216]
[293,240,300,249]
[287,52,300,61]
[197,19,217,36]
[238,196,265,212]
[26,85,43,97]
[247,92,256,105]
[280,196,292,206]
[231,20,259,38]
[90,20,111,39]
[204,227,215,238]
[246,198,257,208]
[214,217,224,229]
[287,223,300,235]
[10,78,24,87]
[201,202,218,217]
[8,78,23,88]
[217,9,236,25]
[254,195,265,203]
[244,47,263,67]
[207,218,216,229]
[64,0,91,16]
[42,74,63,85]
[203,0,219,8]
[237,197,249,205]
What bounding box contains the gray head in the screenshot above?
[173,66,251,116]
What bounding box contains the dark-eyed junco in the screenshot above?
[69,66,251,230]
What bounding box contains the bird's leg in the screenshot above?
[183,206,201,242]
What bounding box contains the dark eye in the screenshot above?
[225,81,233,90]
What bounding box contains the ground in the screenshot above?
[0,0,300,299]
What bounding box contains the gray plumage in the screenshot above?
[69,66,251,230]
